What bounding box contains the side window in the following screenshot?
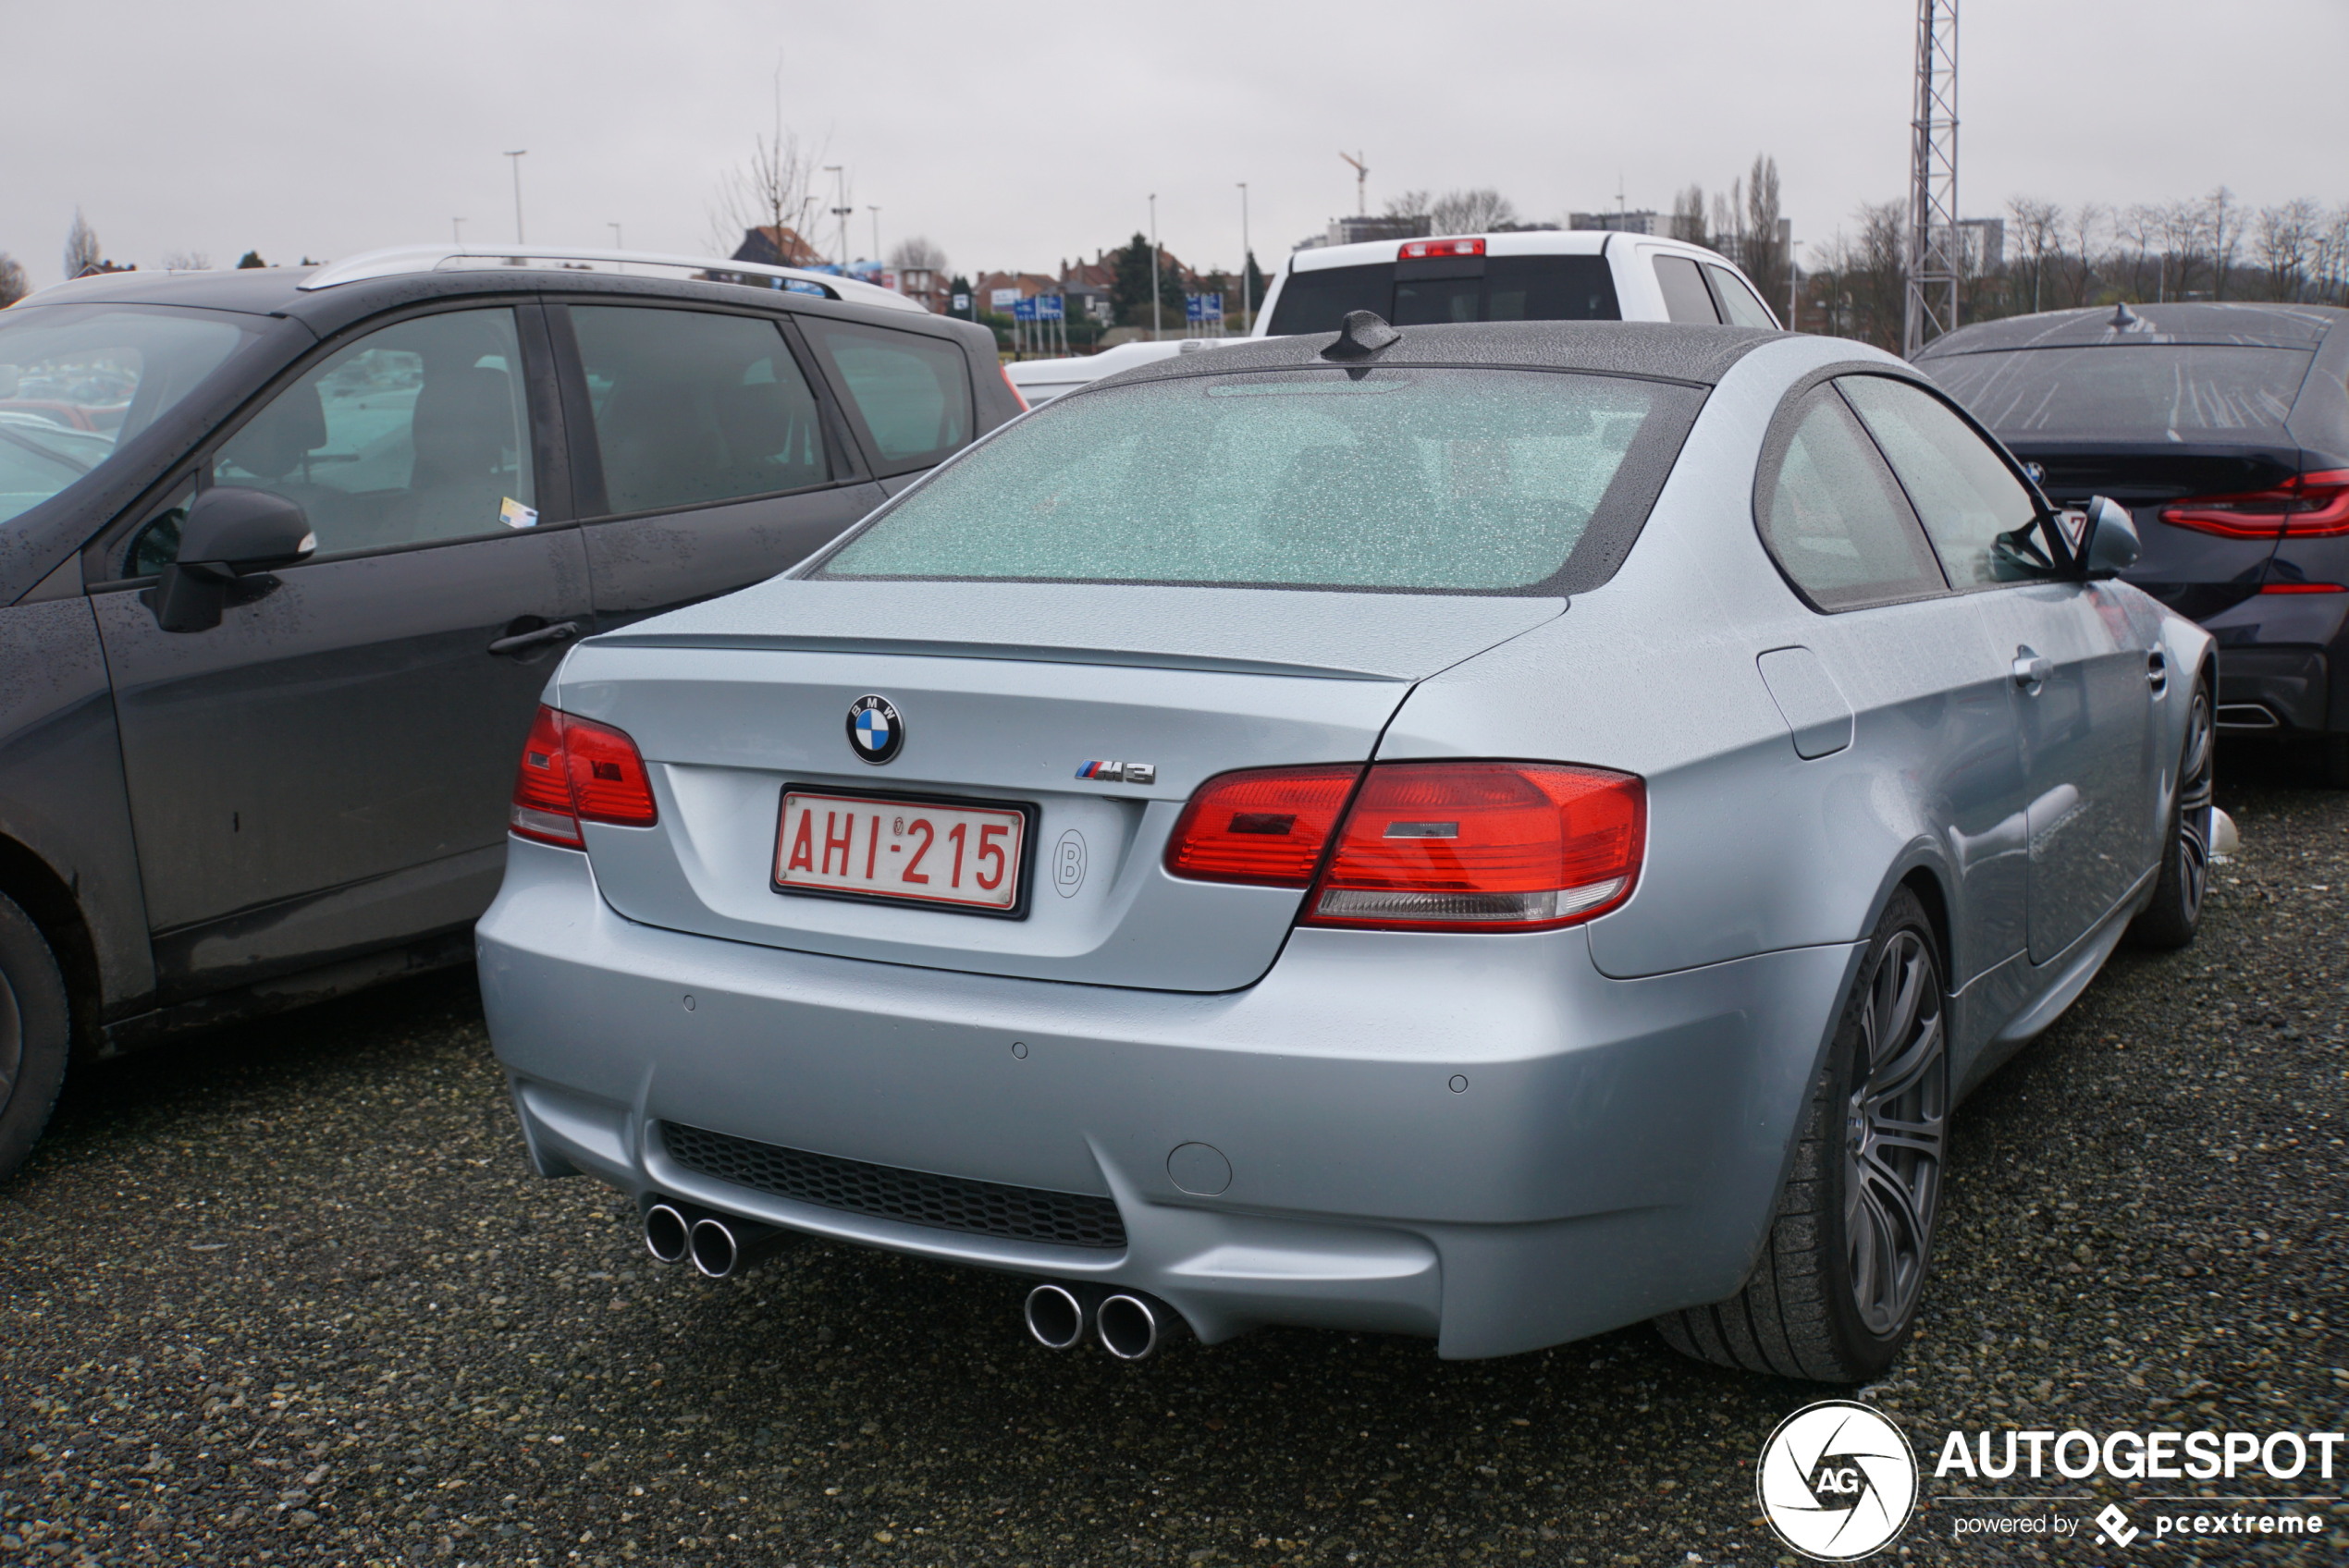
[571,306,830,517]
[1704,264,1778,329]
[1757,387,1949,610]
[800,320,973,475]
[1651,255,1719,324]
[212,309,535,557]
[1838,375,2047,588]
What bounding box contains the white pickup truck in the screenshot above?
[1006,228,1780,405]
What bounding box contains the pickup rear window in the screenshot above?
[816,366,1701,595]
[1266,257,1621,336]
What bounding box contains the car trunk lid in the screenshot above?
[554,581,1563,991]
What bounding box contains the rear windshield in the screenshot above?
[0,303,255,526]
[816,366,1702,595]
[1922,345,2312,438]
[1266,257,1621,336]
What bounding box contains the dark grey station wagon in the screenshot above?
[0,246,1019,1177]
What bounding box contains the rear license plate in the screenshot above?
[773,787,1034,916]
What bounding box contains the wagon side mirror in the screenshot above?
[2078,495,2141,580]
[154,486,315,632]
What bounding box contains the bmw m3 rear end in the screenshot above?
[480,317,2205,1373]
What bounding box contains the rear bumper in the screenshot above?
[477,837,1862,1358]
[2215,646,2329,732]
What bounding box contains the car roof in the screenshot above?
[1090,319,1784,389]
[14,247,938,332]
[1915,301,2348,357]
[1285,230,1739,275]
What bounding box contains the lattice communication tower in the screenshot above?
[1903,0,1961,358]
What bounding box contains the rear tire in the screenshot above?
[0,890,70,1183]
[2130,683,2213,950]
[1654,888,1948,1383]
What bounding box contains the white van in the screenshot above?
[1006,230,1781,404]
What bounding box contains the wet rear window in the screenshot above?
[1266,258,1620,336]
[815,366,1701,595]
[1921,345,2312,438]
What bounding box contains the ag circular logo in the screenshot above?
[1755,1401,1916,1561]
[845,694,904,766]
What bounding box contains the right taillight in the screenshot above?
[509,704,658,848]
[2158,469,2349,538]
[1162,759,1645,930]
[1304,762,1643,931]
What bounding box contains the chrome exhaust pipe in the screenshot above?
[1023,1282,1102,1350]
[1095,1290,1187,1362]
[687,1214,795,1279]
[642,1200,696,1266]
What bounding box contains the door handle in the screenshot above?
[2011,647,2052,692]
[2146,648,2169,692]
[487,619,581,656]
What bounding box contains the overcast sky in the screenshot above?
[6,0,2343,289]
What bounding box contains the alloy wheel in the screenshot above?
[1842,930,1948,1337]
[2175,690,2215,923]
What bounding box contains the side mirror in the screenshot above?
[154,486,315,632]
[2079,495,2141,579]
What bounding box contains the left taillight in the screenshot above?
[510,704,658,848]
[1302,762,1644,932]
[2158,469,2349,539]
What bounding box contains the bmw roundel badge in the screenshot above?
[846,694,904,765]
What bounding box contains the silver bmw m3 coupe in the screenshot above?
[478,313,2214,1380]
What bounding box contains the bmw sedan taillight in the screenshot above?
[1164,760,1645,930]
[510,704,658,848]
[2158,469,2349,538]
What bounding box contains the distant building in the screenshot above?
[1297,214,1433,251]
[730,226,826,269]
[1946,217,2006,274]
[1568,211,1662,236]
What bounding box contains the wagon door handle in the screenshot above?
[487,619,581,656]
[2146,648,2169,692]
[2011,647,2051,692]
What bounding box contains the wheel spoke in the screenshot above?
[1864,1014,1944,1110]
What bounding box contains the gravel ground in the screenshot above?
[1,755,2343,1568]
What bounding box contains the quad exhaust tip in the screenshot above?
[1025,1283,1188,1360]
[643,1202,694,1266]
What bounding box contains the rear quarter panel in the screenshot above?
[1379,336,1988,987]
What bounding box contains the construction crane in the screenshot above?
[1339,151,1368,217]
[1903,0,1961,358]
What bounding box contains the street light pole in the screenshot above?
[503,151,527,244]
[1150,193,1161,342]
[822,165,850,269]
[868,206,881,266]
[452,217,465,245]
[1237,182,1250,334]
[609,222,622,250]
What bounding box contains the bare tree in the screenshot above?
[708,127,826,260]
[2062,202,2106,307]
[2257,199,2320,302]
[2005,197,2062,313]
[2202,186,2242,300]
[160,250,211,272]
[1383,190,1432,221]
[1742,154,1785,309]
[1709,178,1743,264]
[889,237,948,275]
[1809,202,1907,350]
[1668,186,1707,246]
[65,209,103,279]
[1429,189,1518,234]
[0,254,28,308]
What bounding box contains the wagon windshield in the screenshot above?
[0,303,255,525]
[818,366,1703,594]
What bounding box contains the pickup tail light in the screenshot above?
[1164,760,1645,931]
[2158,469,2349,539]
[510,704,658,847]
[1399,238,1486,259]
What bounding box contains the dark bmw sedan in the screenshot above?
[0,247,1019,1178]
[1914,302,2349,782]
